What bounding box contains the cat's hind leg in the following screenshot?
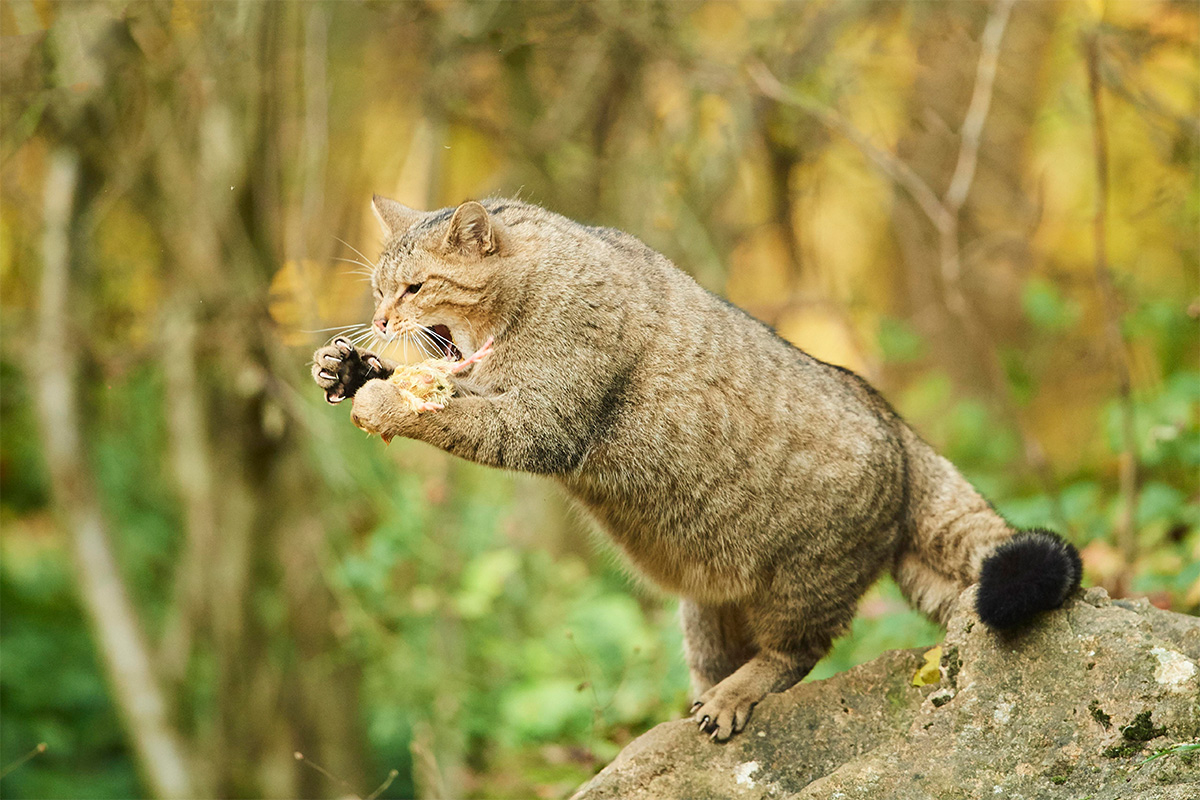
[690,536,888,741]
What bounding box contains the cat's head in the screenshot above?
[367,196,512,363]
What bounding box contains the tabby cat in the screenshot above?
[311,196,1081,741]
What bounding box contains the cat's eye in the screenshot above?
[403,283,423,297]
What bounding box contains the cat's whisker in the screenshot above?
[380,336,402,364]
[323,327,371,346]
[332,256,376,272]
[306,323,364,335]
[417,325,461,360]
[415,328,448,359]
[414,335,440,361]
[420,328,454,349]
[409,330,440,362]
[418,325,457,353]
[334,237,377,269]
[399,334,409,364]
[309,323,362,332]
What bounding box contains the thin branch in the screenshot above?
[748,61,951,232]
[1086,32,1139,586]
[34,149,198,800]
[0,743,47,780]
[945,0,1017,212]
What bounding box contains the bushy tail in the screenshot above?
[975,529,1082,630]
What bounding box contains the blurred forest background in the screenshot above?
[1,1,1196,798]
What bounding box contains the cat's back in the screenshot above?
[546,221,907,598]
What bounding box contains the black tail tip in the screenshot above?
[976,529,1082,631]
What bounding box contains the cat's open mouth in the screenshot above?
[427,324,462,361]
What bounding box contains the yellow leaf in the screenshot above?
[912,646,942,687]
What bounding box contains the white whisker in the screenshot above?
[323,327,370,346]
[304,323,364,334]
[418,325,455,348]
[414,334,440,361]
[333,256,376,272]
[334,237,377,269]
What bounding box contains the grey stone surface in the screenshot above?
[573,587,1200,800]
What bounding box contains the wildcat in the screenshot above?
[312,196,1081,741]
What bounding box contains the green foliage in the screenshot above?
[0,535,142,799]
[1022,277,1081,332]
[877,317,927,363]
[0,360,49,514]
[328,441,690,795]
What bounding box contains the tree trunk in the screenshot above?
[33,148,199,800]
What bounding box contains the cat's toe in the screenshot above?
[312,358,340,389]
[690,684,757,742]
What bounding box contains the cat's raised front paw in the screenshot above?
[312,337,390,404]
[349,379,403,442]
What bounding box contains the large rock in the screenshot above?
[573,587,1200,799]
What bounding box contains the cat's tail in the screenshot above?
[975,529,1083,630]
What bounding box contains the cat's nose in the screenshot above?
[373,317,388,335]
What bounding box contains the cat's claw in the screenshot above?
[452,335,494,374]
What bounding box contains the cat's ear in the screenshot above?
[372,194,422,238]
[444,201,502,257]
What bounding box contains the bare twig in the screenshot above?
[945,0,1016,212]
[293,751,360,799]
[410,722,449,800]
[34,149,197,799]
[748,62,949,231]
[365,769,401,800]
[939,0,1016,317]
[1085,32,1139,589]
[0,743,47,780]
